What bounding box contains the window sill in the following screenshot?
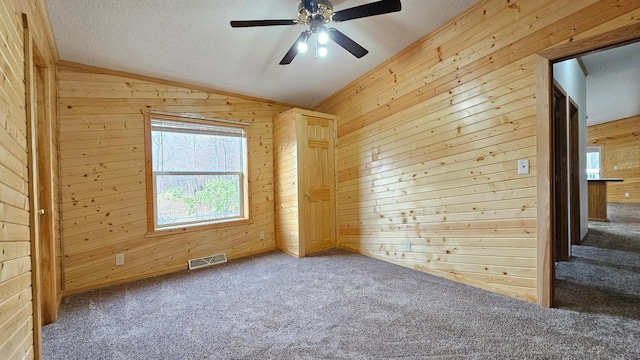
[145,218,251,238]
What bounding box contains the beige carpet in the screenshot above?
[556,202,640,319]
[43,206,639,359]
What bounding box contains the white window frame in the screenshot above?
[586,145,602,180]
[144,112,251,234]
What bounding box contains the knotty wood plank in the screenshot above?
[588,114,640,203]
[310,0,640,304]
[58,63,290,293]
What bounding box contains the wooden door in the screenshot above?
[568,100,581,245]
[300,115,336,255]
[553,85,569,262]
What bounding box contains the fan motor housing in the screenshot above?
[298,0,334,23]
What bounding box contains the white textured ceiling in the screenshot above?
[580,42,640,126]
[44,0,478,107]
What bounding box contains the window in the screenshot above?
[586,146,601,179]
[145,113,249,232]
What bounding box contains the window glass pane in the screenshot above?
[156,174,241,226]
[147,116,249,230]
[152,131,243,173]
[586,147,600,179]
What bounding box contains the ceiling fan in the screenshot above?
[230,0,402,65]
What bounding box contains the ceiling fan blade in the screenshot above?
[328,29,368,58]
[332,0,401,22]
[279,32,308,65]
[230,19,298,27]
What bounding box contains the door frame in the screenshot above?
[552,83,569,262]
[24,13,43,358]
[568,98,581,246]
[535,22,640,307]
[25,12,59,357]
[35,58,58,324]
[550,83,580,263]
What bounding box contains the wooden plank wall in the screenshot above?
[588,115,640,203]
[315,0,640,303]
[274,109,302,257]
[0,0,58,358]
[52,86,62,302]
[57,62,291,293]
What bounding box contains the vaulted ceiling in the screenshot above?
[580,42,640,126]
[44,0,478,107]
[45,1,640,122]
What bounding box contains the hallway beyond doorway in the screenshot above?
[555,203,640,318]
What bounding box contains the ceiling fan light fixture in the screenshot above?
[297,31,310,53]
[317,28,329,45]
[232,0,402,65]
[317,43,328,57]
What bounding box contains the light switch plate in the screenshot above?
[518,160,529,174]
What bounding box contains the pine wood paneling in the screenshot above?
[57,63,291,293]
[1,0,59,357]
[587,115,640,203]
[273,109,301,257]
[50,64,62,304]
[315,0,640,303]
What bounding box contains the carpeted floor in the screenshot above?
[556,203,640,320]
[43,205,640,359]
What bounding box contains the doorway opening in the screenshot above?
[536,23,640,307]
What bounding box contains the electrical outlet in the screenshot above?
[625,193,630,197]
[404,241,411,252]
[115,253,124,266]
[259,231,265,240]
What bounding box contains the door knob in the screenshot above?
[305,193,311,199]
[37,208,45,215]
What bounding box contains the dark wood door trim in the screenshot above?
[553,84,569,262]
[568,99,581,246]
